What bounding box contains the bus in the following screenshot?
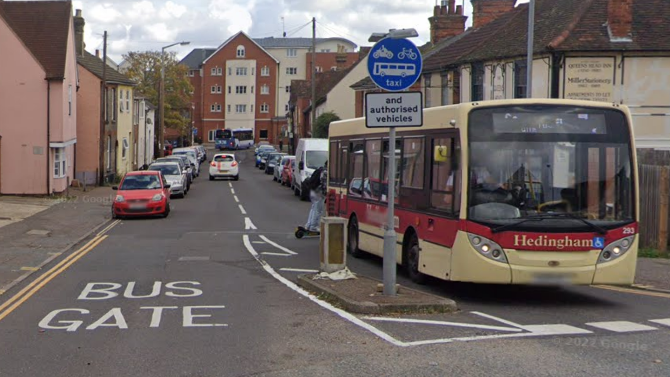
[215,128,254,150]
[373,62,417,77]
[328,99,638,285]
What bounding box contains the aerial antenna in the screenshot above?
[282,17,286,37]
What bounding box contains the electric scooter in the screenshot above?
[295,226,320,239]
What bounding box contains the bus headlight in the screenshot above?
[467,233,508,263]
[597,236,635,264]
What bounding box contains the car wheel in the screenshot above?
[209,175,214,181]
[347,216,364,258]
[162,204,171,218]
[179,192,186,199]
[405,232,427,284]
[234,175,239,181]
[111,208,118,220]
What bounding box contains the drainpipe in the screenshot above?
[46,80,51,195]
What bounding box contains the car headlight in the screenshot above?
[152,194,164,201]
[115,195,125,203]
[598,236,635,264]
[467,233,508,263]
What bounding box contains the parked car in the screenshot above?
[209,153,239,180]
[254,142,272,155]
[264,152,286,174]
[112,171,171,219]
[292,138,328,200]
[194,145,207,161]
[154,156,192,189]
[164,144,173,156]
[148,162,187,198]
[172,148,200,176]
[274,155,293,182]
[281,157,296,187]
[257,149,275,169]
[255,144,275,157]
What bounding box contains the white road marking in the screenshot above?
[261,252,291,257]
[279,268,319,273]
[252,241,266,244]
[362,317,523,332]
[649,318,670,327]
[522,324,592,335]
[259,235,297,255]
[241,235,406,347]
[234,196,239,203]
[231,189,235,195]
[228,182,232,188]
[238,205,246,215]
[585,321,658,333]
[244,217,257,230]
[471,311,525,329]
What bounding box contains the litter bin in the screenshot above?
[319,217,347,273]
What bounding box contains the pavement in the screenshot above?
[1,185,669,307]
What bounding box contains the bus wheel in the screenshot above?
[347,216,364,258]
[406,233,427,284]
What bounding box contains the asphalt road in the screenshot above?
[0,148,668,377]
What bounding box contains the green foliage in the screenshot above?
[122,51,193,135]
[638,248,670,258]
[313,111,341,138]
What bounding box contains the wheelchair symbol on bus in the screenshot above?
[593,237,605,249]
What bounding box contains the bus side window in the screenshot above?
[329,141,339,186]
[349,142,365,197]
[431,136,460,215]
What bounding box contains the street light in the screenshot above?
[368,28,419,42]
[158,41,189,157]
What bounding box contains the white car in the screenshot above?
[172,148,200,176]
[148,162,187,198]
[209,153,239,181]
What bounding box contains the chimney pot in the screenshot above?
[76,9,82,17]
[448,0,456,14]
[96,49,99,58]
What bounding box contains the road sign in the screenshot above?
[192,128,198,135]
[367,37,422,92]
[365,92,423,128]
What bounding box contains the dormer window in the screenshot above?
[237,45,245,58]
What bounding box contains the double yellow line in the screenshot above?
[0,220,118,322]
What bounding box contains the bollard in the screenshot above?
[319,217,348,273]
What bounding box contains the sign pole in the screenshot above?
[383,126,397,295]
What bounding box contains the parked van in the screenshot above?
[292,138,328,200]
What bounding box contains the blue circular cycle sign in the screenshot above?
[367,37,423,92]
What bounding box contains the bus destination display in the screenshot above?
[492,113,606,134]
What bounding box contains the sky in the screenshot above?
[49,0,527,64]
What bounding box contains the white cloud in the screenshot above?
[165,1,187,18]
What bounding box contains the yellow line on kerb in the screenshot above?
[593,285,670,299]
[0,235,108,322]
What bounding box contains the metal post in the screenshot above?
[99,31,107,184]
[158,48,166,157]
[383,127,397,295]
[526,0,535,98]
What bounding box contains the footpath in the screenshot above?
[0,187,113,294]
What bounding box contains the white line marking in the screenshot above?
[238,205,246,215]
[362,317,523,332]
[259,235,297,255]
[244,217,257,230]
[228,182,232,188]
[242,235,406,347]
[471,311,525,329]
[649,318,670,327]
[252,241,266,244]
[231,189,235,195]
[279,268,319,273]
[522,324,592,335]
[585,321,658,333]
[261,252,291,257]
[234,196,239,203]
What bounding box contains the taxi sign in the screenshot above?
[367,37,422,92]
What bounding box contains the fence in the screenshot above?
[637,150,670,251]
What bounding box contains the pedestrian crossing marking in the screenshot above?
[585,321,658,333]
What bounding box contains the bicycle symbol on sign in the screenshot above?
[373,45,394,59]
[398,48,417,60]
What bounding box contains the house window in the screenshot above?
[236,86,247,94]
[228,67,232,76]
[250,104,254,113]
[188,70,195,77]
[285,104,289,112]
[237,45,245,57]
[211,67,222,76]
[286,67,297,75]
[208,130,216,142]
[227,105,231,113]
[236,67,248,76]
[211,86,217,94]
[126,90,130,111]
[471,62,484,101]
[122,138,129,159]
[261,84,269,95]
[106,136,111,170]
[251,86,254,94]
[320,49,331,52]
[211,104,222,112]
[424,75,432,108]
[68,85,72,116]
[119,90,124,112]
[53,148,66,178]
[260,104,269,113]
[260,129,268,139]
[261,66,270,76]
[235,104,247,113]
[287,48,297,57]
[514,60,527,98]
[316,66,323,73]
[228,86,231,94]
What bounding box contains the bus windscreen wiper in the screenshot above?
[491,213,607,234]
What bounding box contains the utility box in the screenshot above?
[320,217,347,273]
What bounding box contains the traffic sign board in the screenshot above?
[367,37,422,92]
[192,128,198,135]
[365,92,423,128]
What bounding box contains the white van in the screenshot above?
[292,138,328,200]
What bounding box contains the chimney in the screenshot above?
[429,0,467,44]
[608,0,633,41]
[471,0,516,29]
[95,49,99,58]
[73,9,85,57]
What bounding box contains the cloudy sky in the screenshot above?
[61,0,527,64]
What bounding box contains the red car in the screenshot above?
[281,157,295,187]
[112,171,171,219]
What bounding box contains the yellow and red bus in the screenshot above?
[327,99,638,285]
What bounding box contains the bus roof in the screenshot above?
[328,98,631,138]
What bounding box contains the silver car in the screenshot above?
[264,152,286,175]
[148,162,187,198]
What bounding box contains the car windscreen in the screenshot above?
[149,165,180,176]
[120,175,161,190]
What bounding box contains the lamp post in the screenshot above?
[158,41,189,157]
[368,28,419,296]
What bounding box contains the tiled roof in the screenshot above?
[350,77,376,90]
[0,0,73,79]
[254,37,356,49]
[179,48,216,69]
[78,51,135,85]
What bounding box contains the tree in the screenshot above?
[122,51,193,138]
[313,111,340,138]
